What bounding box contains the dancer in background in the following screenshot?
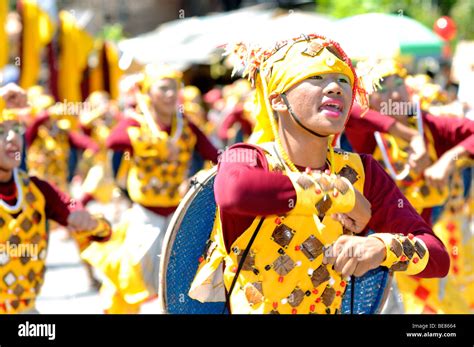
[346,59,473,313]
[0,84,112,314]
[83,65,218,313]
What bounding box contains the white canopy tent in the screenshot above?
[118,4,335,70]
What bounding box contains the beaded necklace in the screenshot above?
[0,169,24,213]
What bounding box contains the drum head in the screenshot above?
[159,167,227,314]
[341,266,392,314]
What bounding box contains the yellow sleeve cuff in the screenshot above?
[287,172,321,215]
[325,176,355,215]
[369,233,400,267]
[369,233,430,275]
[74,217,112,240]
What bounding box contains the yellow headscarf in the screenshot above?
[27,86,55,115]
[375,58,407,79]
[141,64,183,93]
[183,85,201,102]
[0,109,19,123]
[356,57,408,95]
[405,74,446,109]
[229,34,367,145]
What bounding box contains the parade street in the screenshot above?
[36,228,103,314]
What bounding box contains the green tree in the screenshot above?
[450,0,474,40]
[315,0,474,40]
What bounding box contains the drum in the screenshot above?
[160,168,391,314]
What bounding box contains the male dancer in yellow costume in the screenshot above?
[189,34,449,314]
[0,84,112,314]
[83,65,218,313]
[357,60,474,313]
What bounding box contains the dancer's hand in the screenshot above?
[331,189,371,234]
[0,83,28,109]
[67,210,98,232]
[424,154,455,191]
[323,235,386,278]
[408,134,431,175]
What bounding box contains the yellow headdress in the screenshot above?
[226,34,368,171]
[183,86,201,102]
[141,64,183,93]
[227,34,367,145]
[356,57,408,95]
[375,58,407,79]
[0,109,20,123]
[27,86,55,115]
[0,88,20,123]
[405,74,446,108]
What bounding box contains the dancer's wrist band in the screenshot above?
[369,233,429,275]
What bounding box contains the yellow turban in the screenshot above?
[355,57,411,99]
[141,64,183,93]
[376,58,407,79]
[0,109,20,123]
[356,58,408,95]
[87,91,110,106]
[405,74,446,109]
[230,34,366,144]
[27,86,55,114]
[183,86,201,102]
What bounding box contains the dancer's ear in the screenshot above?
[269,92,288,112]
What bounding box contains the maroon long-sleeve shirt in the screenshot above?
[25,112,100,153]
[344,104,396,154]
[345,106,474,225]
[218,105,253,141]
[106,115,219,216]
[345,104,474,158]
[214,143,450,278]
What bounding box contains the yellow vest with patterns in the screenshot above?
[0,171,48,313]
[372,125,448,212]
[27,126,70,192]
[395,170,473,314]
[191,143,365,314]
[126,116,197,207]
